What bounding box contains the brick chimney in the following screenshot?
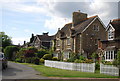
[72,10,87,27]
[43,32,49,36]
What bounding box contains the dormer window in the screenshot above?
[108,27,114,40]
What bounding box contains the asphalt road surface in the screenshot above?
[2,61,48,80]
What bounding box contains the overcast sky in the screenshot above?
[0,0,119,45]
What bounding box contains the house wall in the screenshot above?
[102,41,120,50]
[34,38,41,49]
[80,18,106,57]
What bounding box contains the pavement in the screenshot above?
[2,61,48,80]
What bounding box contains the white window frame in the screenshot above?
[105,50,115,61]
[108,26,115,40]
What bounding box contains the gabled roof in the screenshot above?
[56,15,105,38]
[36,35,54,41]
[73,15,97,35]
[33,34,54,43]
[110,18,120,31]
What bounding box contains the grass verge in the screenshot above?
[16,62,119,78]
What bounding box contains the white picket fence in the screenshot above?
[45,60,95,73]
[100,63,119,76]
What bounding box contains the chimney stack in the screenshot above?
[24,41,26,45]
[43,32,49,36]
[72,10,87,27]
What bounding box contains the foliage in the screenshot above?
[42,54,52,60]
[25,57,32,63]
[28,47,38,52]
[0,32,12,49]
[84,59,93,63]
[74,59,84,63]
[4,46,19,60]
[101,60,113,65]
[24,50,36,58]
[36,49,49,58]
[74,59,93,63]
[52,57,58,61]
[40,58,44,63]
[15,58,23,63]
[32,57,39,65]
[15,48,27,60]
[95,62,100,70]
[79,55,86,61]
[67,52,79,62]
[113,50,120,66]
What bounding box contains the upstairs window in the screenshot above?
[57,40,60,46]
[93,25,99,31]
[108,27,114,40]
[67,38,71,45]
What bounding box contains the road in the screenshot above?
[2,61,48,80]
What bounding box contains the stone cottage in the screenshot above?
[54,11,106,60]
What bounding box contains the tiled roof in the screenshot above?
[110,18,120,30]
[36,35,54,41]
[73,15,97,34]
[59,15,97,37]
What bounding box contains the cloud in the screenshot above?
[12,37,29,45]
[44,16,71,30]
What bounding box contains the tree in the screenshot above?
[4,46,19,60]
[0,32,12,49]
[113,50,120,77]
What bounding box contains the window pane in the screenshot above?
[111,51,113,59]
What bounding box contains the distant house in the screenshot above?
[54,11,106,60]
[100,19,120,61]
[32,32,54,49]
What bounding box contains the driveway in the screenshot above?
[2,61,48,80]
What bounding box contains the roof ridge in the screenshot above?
[112,18,120,21]
[79,15,97,22]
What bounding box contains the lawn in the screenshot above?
[17,62,119,78]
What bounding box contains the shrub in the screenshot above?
[24,50,36,58]
[40,58,44,63]
[67,52,79,62]
[15,58,22,63]
[4,46,19,61]
[74,59,80,63]
[113,50,120,66]
[95,62,100,70]
[32,57,39,65]
[52,57,58,61]
[101,60,113,65]
[79,55,86,61]
[67,57,75,62]
[42,54,52,60]
[28,47,38,52]
[25,58,31,63]
[36,49,49,58]
[84,59,93,63]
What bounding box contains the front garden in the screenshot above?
[4,46,120,77]
[17,62,118,78]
